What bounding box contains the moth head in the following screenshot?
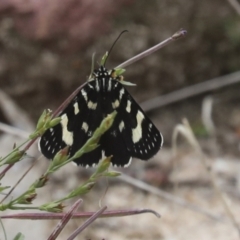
[89,50,136,87]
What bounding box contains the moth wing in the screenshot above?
[99,81,163,167]
[39,82,103,166]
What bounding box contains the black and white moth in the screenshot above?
[39,62,163,167]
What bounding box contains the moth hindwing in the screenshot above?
[39,65,163,167]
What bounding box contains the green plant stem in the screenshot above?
[9,206,39,210]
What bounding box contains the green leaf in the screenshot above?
[47,146,69,173]
[36,109,52,130]
[39,202,64,213]
[66,182,95,199]
[114,68,126,76]
[0,185,10,193]
[103,171,121,178]
[2,149,25,165]
[48,117,62,128]
[31,176,48,189]
[100,52,108,66]
[93,156,112,176]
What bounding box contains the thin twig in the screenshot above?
[0,164,13,179]
[119,173,227,223]
[67,206,107,240]
[0,122,29,139]
[0,160,37,204]
[116,29,187,69]
[52,83,87,118]
[1,208,160,220]
[141,70,240,112]
[227,0,240,15]
[0,218,7,240]
[47,199,82,240]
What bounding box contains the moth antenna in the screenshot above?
[103,30,128,67]
[116,29,187,69]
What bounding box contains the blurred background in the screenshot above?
[1,0,240,239]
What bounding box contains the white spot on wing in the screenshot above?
[119,88,125,100]
[126,100,131,113]
[112,99,120,109]
[81,89,88,102]
[119,121,125,132]
[88,131,92,137]
[73,102,80,115]
[82,122,89,133]
[87,101,97,109]
[111,130,117,137]
[132,111,144,143]
[101,150,106,160]
[61,114,73,146]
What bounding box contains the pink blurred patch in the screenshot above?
[0,0,134,48]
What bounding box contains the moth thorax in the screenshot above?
[99,77,113,92]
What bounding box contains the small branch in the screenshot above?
[47,199,82,240]
[52,83,87,118]
[227,0,240,15]
[116,29,187,69]
[0,164,13,179]
[0,160,37,204]
[0,208,160,220]
[141,70,240,112]
[119,173,226,223]
[67,206,107,240]
[0,122,29,139]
